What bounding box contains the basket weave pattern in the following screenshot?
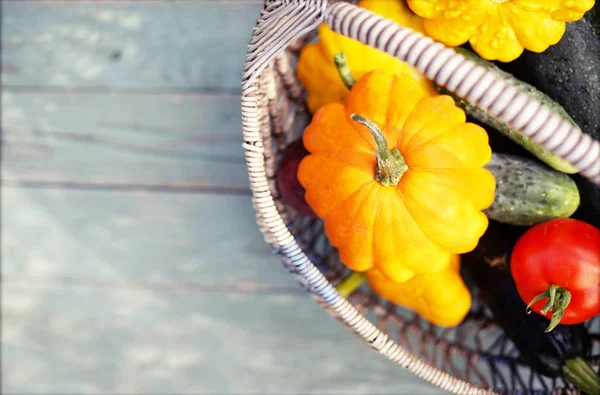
[241,1,600,393]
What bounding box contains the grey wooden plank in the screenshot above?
[1,1,262,92]
[2,91,249,190]
[1,187,296,287]
[2,280,445,394]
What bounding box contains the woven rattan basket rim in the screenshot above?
[240,1,600,394]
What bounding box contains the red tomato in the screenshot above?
[511,218,600,331]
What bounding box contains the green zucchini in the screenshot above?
[499,6,600,147]
[484,153,580,226]
[436,47,579,174]
[496,8,600,229]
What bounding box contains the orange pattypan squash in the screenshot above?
[365,255,471,327]
[297,70,495,283]
[296,0,436,113]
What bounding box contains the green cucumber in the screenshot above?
[484,153,580,226]
[436,47,579,174]
[498,6,600,147]
[496,8,600,229]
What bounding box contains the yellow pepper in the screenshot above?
[296,0,436,113]
[406,0,595,62]
[365,255,470,327]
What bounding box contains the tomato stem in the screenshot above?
[336,271,367,298]
[350,114,409,186]
[333,52,356,90]
[539,284,557,315]
[526,284,572,332]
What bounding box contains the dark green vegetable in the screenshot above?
[462,222,600,394]
[499,6,600,145]
[484,153,580,226]
[497,7,600,229]
[436,47,579,174]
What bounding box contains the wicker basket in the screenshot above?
[240,1,600,393]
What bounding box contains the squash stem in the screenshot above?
[351,114,408,186]
[526,284,571,332]
[563,357,600,395]
[336,271,366,298]
[333,52,356,90]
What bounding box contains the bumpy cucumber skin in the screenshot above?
[437,48,579,174]
[495,9,600,229]
[484,153,580,226]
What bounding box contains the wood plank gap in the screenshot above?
[2,274,303,295]
[1,181,252,195]
[3,0,263,4]
[1,86,244,97]
[2,127,247,165]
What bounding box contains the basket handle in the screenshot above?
[325,2,600,186]
[242,0,599,186]
[242,2,498,394]
[242,0,328,90]
[240,2,594,394]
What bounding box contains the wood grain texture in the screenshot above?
[1,1,261,92]
[2,91,250,191]
[0,1,447,393]
[2,280,444,394]
[1,187,297,287]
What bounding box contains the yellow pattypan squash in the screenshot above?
[297,0,436,113]
[365,255,471,327]
[298,70,495,283]
[407,0,595,62]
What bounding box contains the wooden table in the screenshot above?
[2,1,445,393]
